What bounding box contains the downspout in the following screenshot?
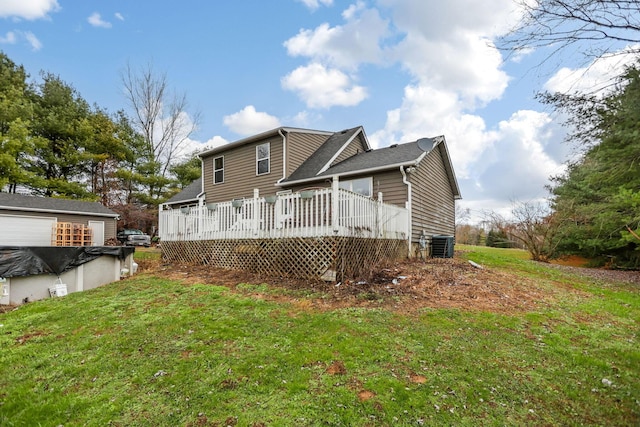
[400,165,412,258]
[197,157,205,239]
[276,129,287,184]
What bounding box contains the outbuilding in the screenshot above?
[0,193,119,246]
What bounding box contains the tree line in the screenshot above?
[454,1,640,269]
[457,65,640,268]
[0,53,201,232]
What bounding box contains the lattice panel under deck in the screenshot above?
[161,237,407,282]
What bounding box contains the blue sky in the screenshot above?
[1,0,635,221]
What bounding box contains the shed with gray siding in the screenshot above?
[0,193,119,246]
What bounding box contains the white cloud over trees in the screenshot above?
[223,106,281,136]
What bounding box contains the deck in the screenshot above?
[159,187,408,242]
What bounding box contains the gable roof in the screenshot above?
[285,126,367,182]
[282,138,426,184]
[0,193,119,217]
[164,177,203,205]
[281,136,462,199]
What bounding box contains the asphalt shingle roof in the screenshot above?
[283,138,427,183]
[318,141,425,177]
[0,192,118,217]
[164,177,203,204]
[284,126,363,182]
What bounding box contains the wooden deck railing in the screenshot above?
[159,187,408,242]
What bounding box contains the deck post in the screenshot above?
[253,189,260,235]
[332,176,339,233]
[377,191,383,237]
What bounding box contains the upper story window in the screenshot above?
[256,142,270,175]
[339,177,373,197]
[213,156,224,184]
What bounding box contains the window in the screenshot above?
[339,177,373,197]
[214,156,224,184]
[256,142,270,175]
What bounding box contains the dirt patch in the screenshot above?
[357,390,376,401]
[0,305,17,314]
[146,253,588,315]
[326,360,347,375]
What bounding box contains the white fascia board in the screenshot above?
[0,206,118,218]
[277,159,420,187]
[198,127,333,158]
[316,127,363,175]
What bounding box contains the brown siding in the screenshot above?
[409,148,455,241]
[286,132,329,175]
[202,135,284,202]
[285,169,408,205]
[332,133,369,166]
[0,209,117,240]
[371,169,408,207]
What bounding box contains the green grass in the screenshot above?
[1,246,638,426]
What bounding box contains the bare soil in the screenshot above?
[146,252,608,315]
[3,252,635,316]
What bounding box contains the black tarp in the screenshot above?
[0,246,135,278]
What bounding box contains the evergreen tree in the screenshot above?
[549,65,640,267]
[29,73,95,198]
[0,53,42,192]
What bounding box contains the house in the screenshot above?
[160,125,461,280]
[0,192,119,246]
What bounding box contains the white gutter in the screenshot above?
[0,206,118,218]
[197,157,206,205]
[197,127,332,158]
[276,159,421,187]
[276,129,287,184]
[400,165,412,258]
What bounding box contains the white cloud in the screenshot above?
[23,31,42,50]
[0,30,42,50]
[394,33,509,107]
[279,0,621,218]
[88,12,112,29]
[380,0,516,40]
[223,106,281,136]
[544,47,640,95]
[369,83,497,177]
[282,63,367,109]
[115,12,124,21]
[284,4,389,69]
[297,0,333,11]
[0,0,60,20]
[461,110,567,204]
[176,136,229,160]
[0,31,17,44]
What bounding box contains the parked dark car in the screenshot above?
[117,229,151,247]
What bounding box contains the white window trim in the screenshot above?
[213,155,224,184]
[256,142,270,176]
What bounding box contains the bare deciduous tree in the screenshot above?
[487,200,562,262]
[499,1,640,69]
[121,62,201,199]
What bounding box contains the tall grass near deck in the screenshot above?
[0,246,638,426]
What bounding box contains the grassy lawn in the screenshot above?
[1,246,638,426]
